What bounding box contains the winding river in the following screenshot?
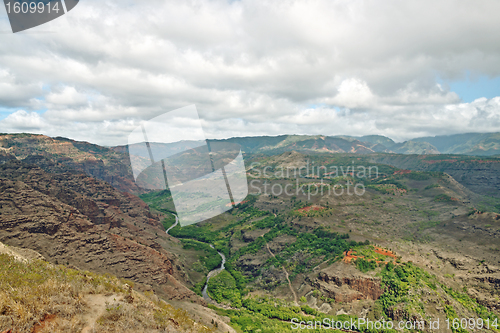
[166,214,225,303]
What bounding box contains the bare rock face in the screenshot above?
[311,262,383,303]
[0,134,142,194]
[0,159,204,305]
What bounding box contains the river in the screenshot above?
[166,214,225,303]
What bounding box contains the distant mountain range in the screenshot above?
[411,132,500,156]
[210,132,500,156]
[117,132,500,158]
[2,132,499,172]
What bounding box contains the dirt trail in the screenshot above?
[81,294,119,333]
[264,241,298,305]
[374,246,397,259]
[343,247,397,263]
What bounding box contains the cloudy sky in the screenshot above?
[1,0,500,146]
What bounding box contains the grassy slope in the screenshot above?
[0,247,213,333]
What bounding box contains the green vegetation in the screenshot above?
[352,245,392,261]
[441,285,499,324]
[424,183,440,190]
[170,223,218,244]
[170,202,267,256]
[434,194,455,202]
[207,270,242,307]
[270,229,358,277]
[209,296,365,333]
[375,261,499,333]
[202,259,500,333]
[161,213,176,230]
[139,190,176,214]
[403,171,431,181]
[377,261,432,311]
[231,216,367,279]
[254,216,277,229]
[181,239,222,272]
[348,245,395,273]
[209,305,298,333]
[366,178,408,195]
[355,257,378,273]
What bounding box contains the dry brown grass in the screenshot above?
[94,291,213,332]
[0,252,213,333]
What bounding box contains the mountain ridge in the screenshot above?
[3,131,500,158]
[118,132,500,156]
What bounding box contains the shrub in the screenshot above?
[207,271,242,307]
[354,258,377,273]
[434,194,454,202]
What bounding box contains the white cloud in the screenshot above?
[45,86,88,107]
[323,78,376,109]
[0,0,500,145]
[2,110,46,130]
[0,70,43,108]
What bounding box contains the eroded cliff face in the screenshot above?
[0,134,142,194]
[0,159,204,305]
[311,262,383,302]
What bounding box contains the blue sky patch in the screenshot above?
[439,73,500,103]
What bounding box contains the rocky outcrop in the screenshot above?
[310,262,383,303]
